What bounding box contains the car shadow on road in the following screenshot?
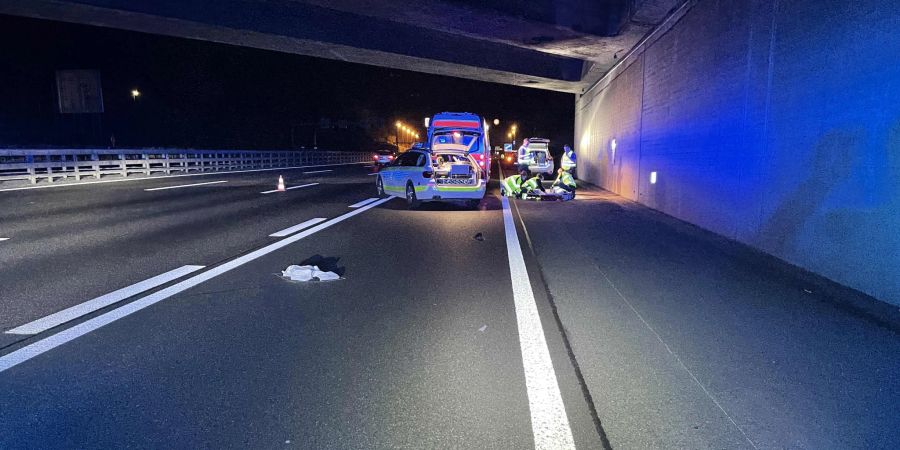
[378,194,502,212]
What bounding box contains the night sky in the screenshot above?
[0,14,574,151]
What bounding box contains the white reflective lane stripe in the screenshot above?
[0,238,9,241]
[5,265,205,335]
[349,198,378,208]
[143,180,227,191]
[0,197,394,373]
[0,162,367,192]
[269,217,327,237]
[366,173,378,176]
[303,169,332,174]
[501,195,575,449]
[260,182,319,194]
[349,197,379,208]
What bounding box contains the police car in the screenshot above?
[375,147,486,209]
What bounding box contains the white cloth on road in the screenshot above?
[282,265,340,282]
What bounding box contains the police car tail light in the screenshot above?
[422,171,433,178]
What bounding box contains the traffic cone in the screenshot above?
[277,175,286,192]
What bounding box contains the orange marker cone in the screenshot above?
[277,175,286,192]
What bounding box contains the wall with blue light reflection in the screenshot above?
[575,0,900,305]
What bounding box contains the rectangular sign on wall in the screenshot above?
[56,70,104,114]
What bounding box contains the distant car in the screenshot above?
[372,150,395,167]
[500,150,517,168]
[517,138,553,178]
[375,148,486,209]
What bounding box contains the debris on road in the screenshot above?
[473,232,484,241]
[282,265,340,282]
[478,324,487,332]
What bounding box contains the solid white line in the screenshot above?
[269,217,327,237]
[303,169,332,174]
[501,195,575,449]
[0,162,368,192]
[5,265,205,335]
[348,197,379,208]
[260,182,319,194]
[143,180,228,191]
[0,197,394,373]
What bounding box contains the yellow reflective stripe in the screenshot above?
[436,185,482,192]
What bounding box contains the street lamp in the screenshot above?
[131,89,140,100]
[493,118,499,126]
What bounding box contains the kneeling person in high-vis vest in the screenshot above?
[519,174,545,199]
[552,168,576,200]
[501,170,528,197]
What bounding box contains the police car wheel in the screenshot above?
[405,183,419,209]
[376,176,385,197]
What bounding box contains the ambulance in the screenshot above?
[426,112,491,178]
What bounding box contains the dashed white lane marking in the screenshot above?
[366,173,378,176]
[269,217,327,237]
[349,197,379,208]
[143,180,227,191]
[5,265,205,335]
[0,162,367,192]
[0,197,394,373]
[501,195,575,449]
[260,182,319,194]
[303,169,332,174]
[0,238,9,241]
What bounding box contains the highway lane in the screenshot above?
[0,163,377,344]
[0,171,603,449]
[3,160,899,448]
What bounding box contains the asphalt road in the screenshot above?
[1,162,898,448]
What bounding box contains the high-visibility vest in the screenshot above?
[521,176,541,192]
[555,171,576,188]
[562,150,577,170]
[501,175,522,196]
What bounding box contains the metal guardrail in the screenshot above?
[0,149,371,186]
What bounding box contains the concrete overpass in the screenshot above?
[0,0,687,94]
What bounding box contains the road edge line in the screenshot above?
[501,195,576,449]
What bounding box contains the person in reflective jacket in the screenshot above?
[561,145,577,178]
[520,174,544,198]
[552,167,576,200]
[501,169,528,197]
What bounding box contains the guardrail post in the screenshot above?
[92,152,101,180]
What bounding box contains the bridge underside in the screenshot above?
[0,0,685,94]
